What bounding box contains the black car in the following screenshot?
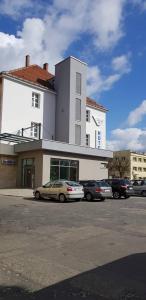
[103,178,134,199]
[79,180,112,201]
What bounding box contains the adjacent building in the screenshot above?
[0,55,112,188]
[109,150,146,180]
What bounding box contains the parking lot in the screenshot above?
[0,195,146,299]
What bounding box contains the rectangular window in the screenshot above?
[143,168,146,171]
[133,157,137,161]
[133,167,137,171]
[50,158,79,181]
[138,158,142,162]
[75,124,81,145]
[86,134,90,147]
[30,122,39,138]
[75,98,81,121]
[32,92,40,108]
[76,72,81,95]
[144,159,146,163]
[86,110,90,122]
[138,167,142,171]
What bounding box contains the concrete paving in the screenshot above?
[0,188,33,198]
[0,195,146,299]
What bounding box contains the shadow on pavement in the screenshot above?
[1,253,146,299]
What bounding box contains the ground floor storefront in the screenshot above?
[0,140,113,188]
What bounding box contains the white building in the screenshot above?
[0,55,112,188]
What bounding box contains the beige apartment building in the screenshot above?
[109,150,146,180]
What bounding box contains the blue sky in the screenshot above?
[0,0,146,151]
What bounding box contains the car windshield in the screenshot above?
[66,181,81,187]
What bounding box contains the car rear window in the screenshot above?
[98,181,110,187]
[120,179,131,185]
[66,181,81,187]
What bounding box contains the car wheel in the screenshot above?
[113,191,121,199]
[35,191,41,200]
[85,192,93,201]
[141,190,146,197]
[59,193,66,203]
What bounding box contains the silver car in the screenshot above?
[33,180,84,202]
[79,180,112,201]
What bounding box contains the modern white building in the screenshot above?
[0,55,112,188]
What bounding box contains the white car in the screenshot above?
[33,180,84,202]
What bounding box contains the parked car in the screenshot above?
[33,180,84,202]
[78,180,112,201]
[132,179,146,196]
[103,178,134,199]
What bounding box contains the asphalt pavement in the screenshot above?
[0,195,146,299]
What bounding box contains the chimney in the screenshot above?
[25,55,30,67]
[43,63,49,71]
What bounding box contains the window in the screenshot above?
[75,98,81,121]
[86,110,90,122]
[143,168,146,172]
[138,167,142,171]
[133,157,137,161]
[86,134,90,147]
[133,167,137,171]
[122,157,125,161]
[30,122,39,138]
[50,158,79,181]
[138,158,142,162]
[32,92,40,108]
[76,72,81,95]
[75,124,81,145]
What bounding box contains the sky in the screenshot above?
[0,0,146,151]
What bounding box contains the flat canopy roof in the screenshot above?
[14,139,113,159]
[0,133,35,143]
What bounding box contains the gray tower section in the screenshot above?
[55,56,87,146]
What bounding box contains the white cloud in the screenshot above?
[0,0,131,97]
[87,53,131,96]
[107,127,146,151]
[112,53,131,74]
[127,100,146,126]
[0,0,33,18]
[89,0,125,50]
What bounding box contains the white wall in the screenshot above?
[86,106,106,149]
[1,78,56,140]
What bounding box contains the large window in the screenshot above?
[75,98,81,121]
[76,72,81,95]
[50,158,79,181]
[32,92,40,108]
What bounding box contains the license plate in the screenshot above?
[105,189,110,192]
[128,187,133,190]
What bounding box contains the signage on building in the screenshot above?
[1,159,16,166]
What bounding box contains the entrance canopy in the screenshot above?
[0,133,35,144]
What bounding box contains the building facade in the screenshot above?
[0,55,112,188]
[109,150,146,180]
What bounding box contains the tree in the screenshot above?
[107,156,130,178]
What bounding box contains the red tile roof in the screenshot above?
[86,97,108,112]
[7,65,54,90]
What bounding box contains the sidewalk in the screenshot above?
[0,188,33,198]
